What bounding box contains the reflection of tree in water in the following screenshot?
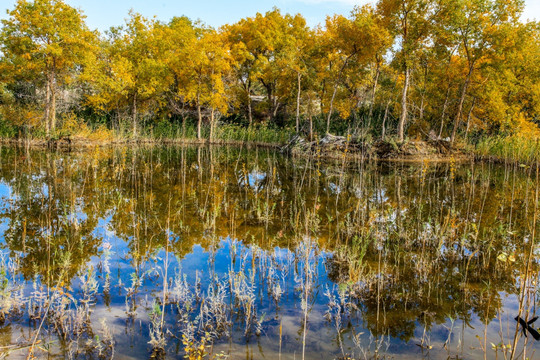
[0,145,537,343]
[323,161,536,340]
[326,245,517,340]
[0,149,105,283]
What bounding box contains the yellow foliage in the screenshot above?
[514,114,540,139]
[59,113,113,141]
[0,0,538,143]
[0,104,41,128]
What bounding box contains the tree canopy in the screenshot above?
[0,0,538,142]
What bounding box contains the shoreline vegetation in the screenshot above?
[1,126,539,166]
[0,0,539,165]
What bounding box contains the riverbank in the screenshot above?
[0,134,468,162]
[1,132,538,166]
[0,136,284,150]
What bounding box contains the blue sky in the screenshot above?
[1,0,539,31]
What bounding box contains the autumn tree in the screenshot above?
[225,9,311,125]
[0,0,96,136]
[85,12,169,137]
[448,0,524,143]
[160,16,198,134]
[1,1,537,143]
[464,19,540,137]
[224,16,261,125]
[377,0,441,142]
[427,23,461,138]
[507,21,540,134]
[320,5,391,133]
[272,14,313,133]
[172,28,232,140]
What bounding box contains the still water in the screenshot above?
[0,145,538,359]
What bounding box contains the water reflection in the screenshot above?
[0,145,538,359]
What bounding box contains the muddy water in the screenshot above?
[0,145,538,359]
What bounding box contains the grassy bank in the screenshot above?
[0,119,294,147]
[3,116,540,167]
[153,122,292,145]
[474,136,540,166]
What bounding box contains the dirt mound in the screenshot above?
[282,134,372,158]
[374,139,455,159]
[283,134,463,161]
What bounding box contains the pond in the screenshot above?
[0,145,538,359]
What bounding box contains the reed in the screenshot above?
[475,136,540,166]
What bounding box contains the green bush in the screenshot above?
[0,118,18,138]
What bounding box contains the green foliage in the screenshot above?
[214,123,292,144]
[0,117,18,138]
[151,119,292,144]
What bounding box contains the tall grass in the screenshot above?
[475,136,540,165]
[152,121,293,144]
[0,115,295,145]
[213,123,292,144]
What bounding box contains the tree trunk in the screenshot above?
[319,81,326,118]
[397,66,410,143]
[50,71,56,133]
[209,108,215,141]
[296,72,301,134]
[272,102,280,119]
[418,63,428,122]
[326,85,338,134]
[132,92,138,138]
[240,78,253,126]
[309,115,313,141]
[465,97,476,136]
[307,93,313,141]
[438,86,451,138]
[248,93,253,127]
[325,57,353,134]
[182,113,187,139]
[262,80,278,122]
[450,66,472,144]
[381,99,391,141]
[419,91,425,121]
[45,75,51,137]
[368,62,381,126]
[197,102,202,140]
